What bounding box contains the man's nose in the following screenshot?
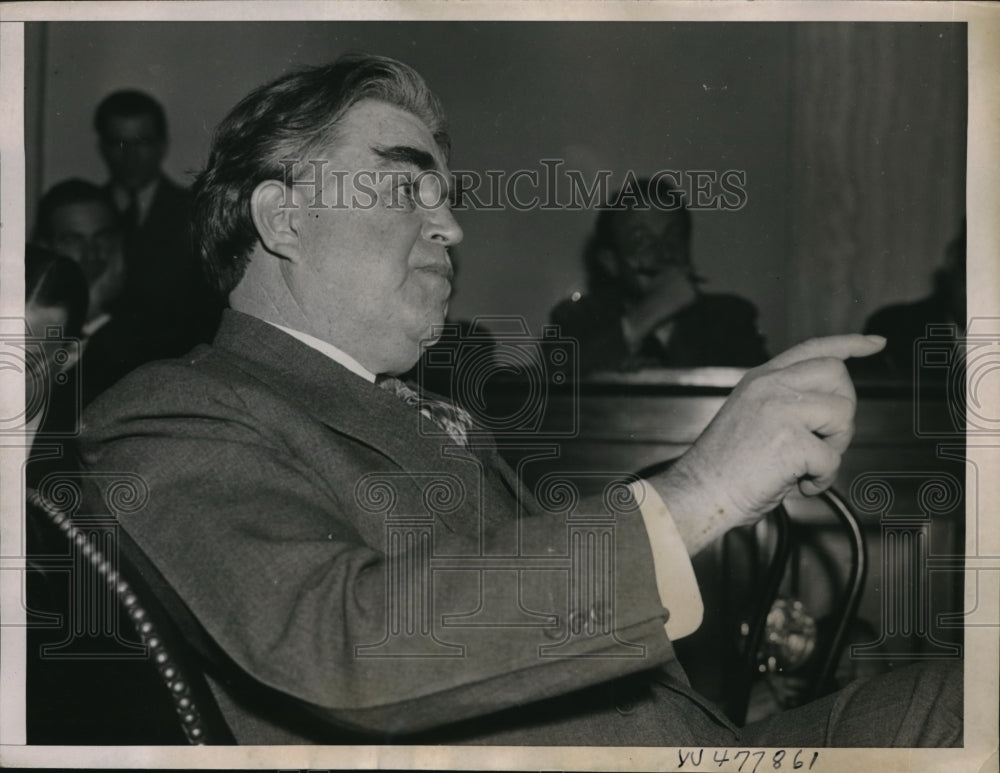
[422,203,464,247]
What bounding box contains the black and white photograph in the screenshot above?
[1,3,997,771]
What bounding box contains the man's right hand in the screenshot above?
[621,265,698,350]
[650,334,886,555]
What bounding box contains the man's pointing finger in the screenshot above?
[763,334,887,371]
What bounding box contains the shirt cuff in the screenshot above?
[630,479,704,640]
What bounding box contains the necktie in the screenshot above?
[122,190,140,265]
[377,376,476,449]
[124,189,140,235]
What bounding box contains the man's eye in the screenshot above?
[393,181,416,207]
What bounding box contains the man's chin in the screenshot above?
[423,304,449,345]
[380,334,436,377]
[420,333,442,352]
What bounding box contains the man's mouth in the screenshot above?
[417,264,454,282]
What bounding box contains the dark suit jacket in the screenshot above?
[860,294,961,379]
[551,292,769,375]
[78,310,735,745]
[115,176,222,359]
[78,307,153,406]
[81,178,223,405]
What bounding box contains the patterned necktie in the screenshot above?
[377,376,476,449]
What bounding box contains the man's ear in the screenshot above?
[596,247,620,278]
[251,180,303,262]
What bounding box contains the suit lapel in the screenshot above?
[212,310,484,476]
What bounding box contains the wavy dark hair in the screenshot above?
[192,52,450,297]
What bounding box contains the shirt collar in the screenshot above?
[263,321,377,383]
[112,177,160,223]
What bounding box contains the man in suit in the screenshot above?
[861,222,966,379]
[551,178,769,375]
[33,178,151,403]
[34,179,124,338]
[78,54,960,746]
[95,89,222,358]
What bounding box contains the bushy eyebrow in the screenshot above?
[372,144,439,172]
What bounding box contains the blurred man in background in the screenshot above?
[33,179,124,339]
[34,178,147,404]
[552,178,768,375]
[95,90,222,356]
[862,221,966,379]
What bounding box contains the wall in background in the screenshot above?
[786,24,967,343]
[27,21,966,353]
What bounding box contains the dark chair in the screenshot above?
[720,504,792,724]
[26,488,236,744]
[721,488,868,724]
[804,488,869,701]
[639,454,869,726]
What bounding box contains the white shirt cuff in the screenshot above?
[630,479,704,640]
